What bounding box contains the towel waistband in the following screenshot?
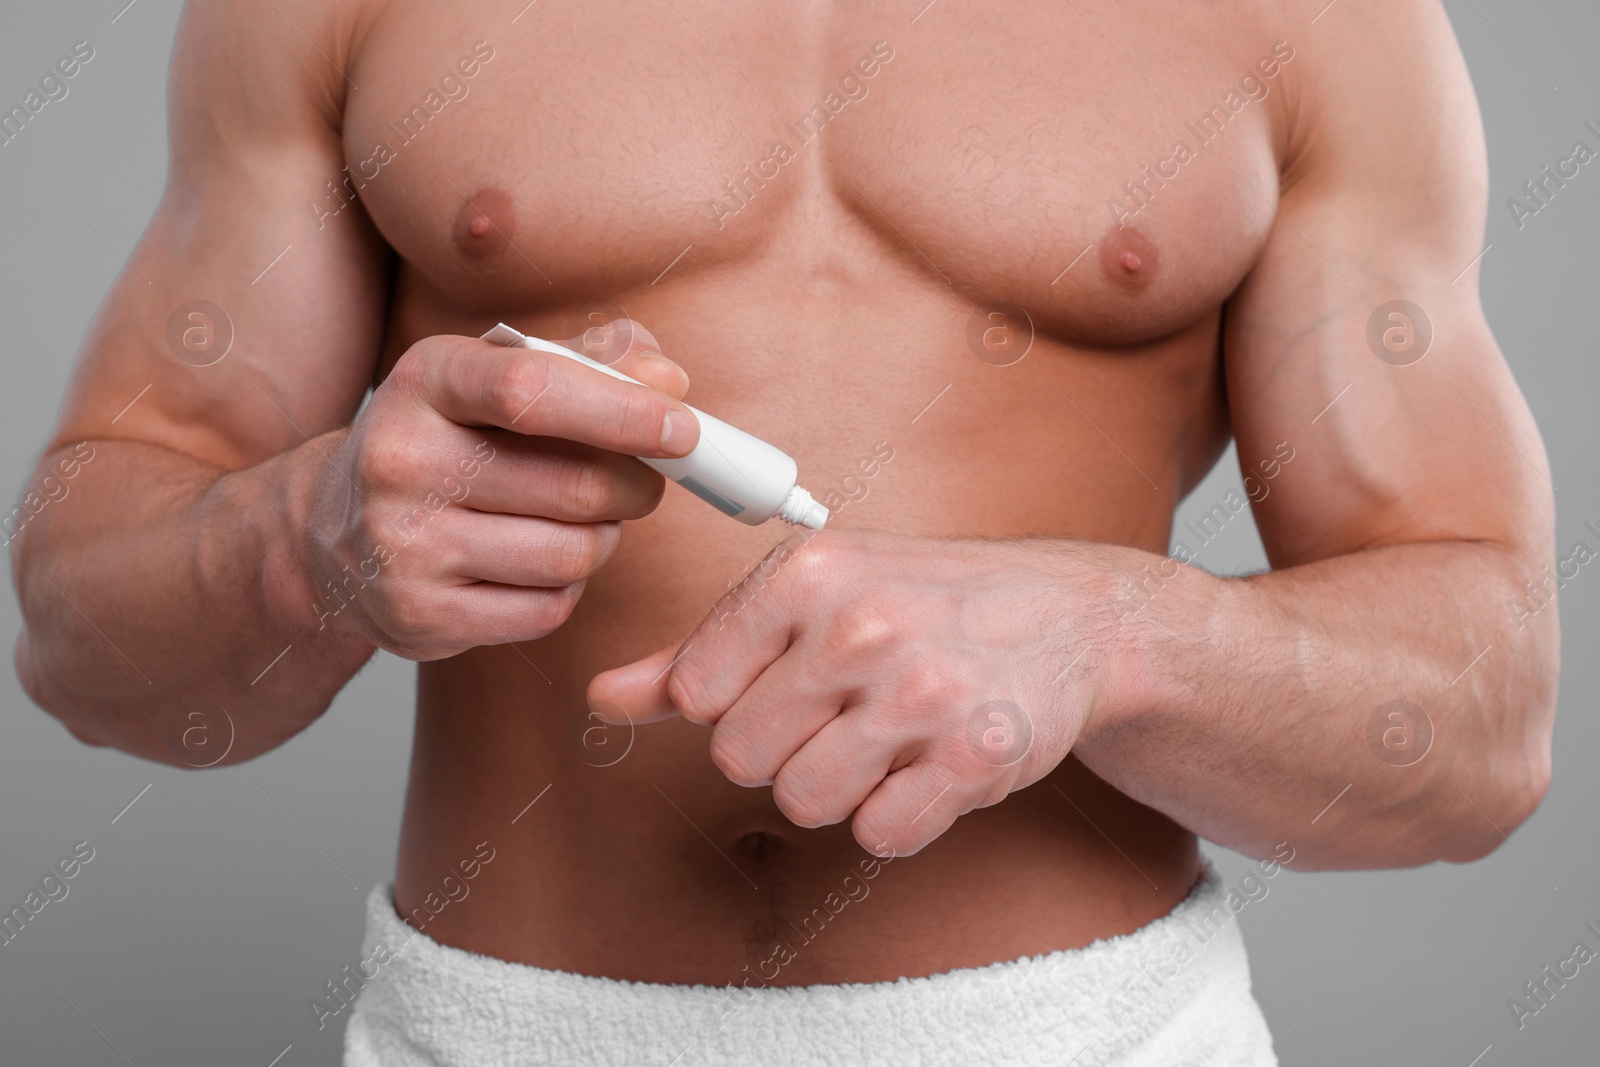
[341,862,1277,1066]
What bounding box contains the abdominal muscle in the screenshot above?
[386,255,1221,986]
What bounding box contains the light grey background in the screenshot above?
[0,1,1595,1064]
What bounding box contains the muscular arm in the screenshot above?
[10,0,389,764]
[1073,0,1557,868]
[11,0,701,767]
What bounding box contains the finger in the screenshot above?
[766,703,904,827]
[416,336,700,458]
[563,318,690,401]
[666,537,826,725]
[587,637,687,725]
[706,647,850,788]
[851,755,987,858]
[451,579,585,641]
[430,511,622,588]
[447,431,667,522]
[382,580,586,660]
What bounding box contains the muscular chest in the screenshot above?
[339,0,1287,346]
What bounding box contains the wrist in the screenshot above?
[258,429,349,638]
[1073,542,1215,749]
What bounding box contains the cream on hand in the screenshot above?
[480,324,829,530]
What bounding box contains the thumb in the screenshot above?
[566,318,690,401]
[587,636,689,725]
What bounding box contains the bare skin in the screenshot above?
[12,0,1557,990]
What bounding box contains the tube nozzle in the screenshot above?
[777,486,829,530]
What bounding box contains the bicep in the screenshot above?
[49,0,391,471]
[1224,0,1551,569]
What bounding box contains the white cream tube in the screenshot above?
[480,324,829,529]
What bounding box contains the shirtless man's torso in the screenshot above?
[15,0,1556,1044]
[373,0,1267,982]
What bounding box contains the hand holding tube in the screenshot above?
[481,323,828,530]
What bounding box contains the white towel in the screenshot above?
[342,864,1277,1066]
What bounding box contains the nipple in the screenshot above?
[1097,223,1160,294]
[452,186,517,257]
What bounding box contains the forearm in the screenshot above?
[11,434,375,766]
[1073,539,1558,869]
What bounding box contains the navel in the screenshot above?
[1097,222,1160,294]
[452,186,517,257]
[734,831,782,861]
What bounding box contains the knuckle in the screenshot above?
[708,730,764,788]
[388,342,429,388]
[790,532,840,577]
[527,584,582,638]
[771,775,830,828]
[381,587,437,646]
[389,336,460,404]
[354,428,414,489]
[561,461,618,519]
[609,384,659,451]
[773,537,844,605]
[556,527,595,585]
[738,536,811,605]
[666,663,717,724]
[487,360,549,424]
[851,808,898,855]
[550,525,602,583]
[385,635,444,662]
[973,777,1012,809]
[828,604,898,659]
